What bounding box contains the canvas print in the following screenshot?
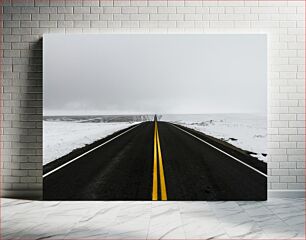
[43,34,267,200]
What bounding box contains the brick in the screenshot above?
[177,21,195,28]
[57,21,73,28]
[4,28,12,34]
[185,14,202,21]
[280,176,296,183]
[4,176,20,183]
[4,35,21,43]
[12,14,31,20]
[20,163,37,170]
[57,7,73,14]
[158,7,176,14]
[3,13,12,21]
[219,14,244,21]
[114,14,129,21]
[169,14,184,21]
[65,0,82,6]
[130,14,149,21]
[65,14,83,20]
[28,170,42,176]
[90,21,107,28]
[83,0,99,6]
[50,14,65,20]
[288,155,304,162]
[158,21,176,28]
[49,0,65,6]
[196,7,209,14]
[4,21,20,28]
[12,43,29,50]
[3,6,22,13]
[210,21,234,28]
[35,0,49,6]
[39,21,57,28]
[185,0,202,7]
[32,13,49,20]
[140,20,158,28]
[177,7,196,14]
[12,170,28,177]
[21,7,39,14]
[279,100,299,107]
[83,14,99,20]
[107,21,121,28]
[167,0,184,7]
[297,114,305,120]
[148,0,167,7]
[280,142,296,148]
[279,128,297,135]
[131,0,147,7]
[287,149,305,155]
[73,7,90,14]
[20,177,37,183]
[114,0,130,6]
[31,28,49,35]
[288,183,305,189]
[271,183,288,189]
[202,14,218,20]
[97,12,112,19]
[234,7,251,13]
[4,50,20,58]
[121,7,138,14]
[150,14,167,21]
[21,20,39,27]
[90,6,104,13]
[272,169,289,176]
[293,173,304,183]
[121,20,139,28]
[251,20,279,28]
[12,0,34,7]
[12,28,31,35]
[251,7,279,14]
[103,6,120,14]
[139,7,157,14]
[218,1,244,6]
[280,162,296,169]
[280,50,297,58]
[73,21,90,28]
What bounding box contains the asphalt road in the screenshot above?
[43,121,267,201]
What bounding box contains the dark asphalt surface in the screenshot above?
[43,121,267,200]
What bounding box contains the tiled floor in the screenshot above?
[2,198,305,239]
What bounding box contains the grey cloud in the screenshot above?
[43,33,267,116]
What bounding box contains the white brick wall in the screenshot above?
[1,0,305,198]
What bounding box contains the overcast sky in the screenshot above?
[43,34,266,116]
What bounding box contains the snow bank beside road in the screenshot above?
[43,121,137,165]
[161,114,267,162]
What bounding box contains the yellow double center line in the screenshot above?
[152,120,167,201]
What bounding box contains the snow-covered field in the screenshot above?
[161,114,267,162]
[44,113,267,165]
[43,120,137,165]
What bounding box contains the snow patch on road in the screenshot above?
[161,114,267,162]
[43,121,138,165]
